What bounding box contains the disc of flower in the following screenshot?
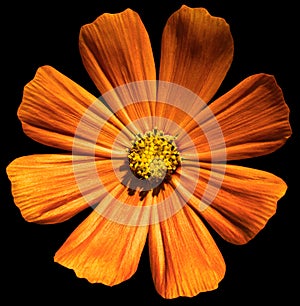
[7,5,291,299]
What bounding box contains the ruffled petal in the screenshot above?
[159,5,233,103]
[79,9,156,125]
[184,163,287,244]
[18,65,126,156]
[54,209,148,285]
[204,73,291,160]
[6,154,119,224]
[148,205,225,298]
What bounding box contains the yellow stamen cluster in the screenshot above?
[128,128,181,181]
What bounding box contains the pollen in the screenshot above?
[127,128,181,181]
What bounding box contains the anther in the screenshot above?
[127,128,181,182]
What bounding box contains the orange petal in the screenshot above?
[207,73,292,160]
[80,8,156,92]
[186,163,287,244]
[149,206,225,298]
[54,209,148,285]
[18,65,125,156]
[159,5,233,102]
[79,9,156,124]
[6,154,119,224]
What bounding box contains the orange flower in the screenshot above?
[6,5,291,299]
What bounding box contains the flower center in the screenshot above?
[127,128,181,181]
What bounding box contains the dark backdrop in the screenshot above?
[2,0,298,305]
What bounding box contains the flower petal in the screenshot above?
[206,73,291,160]
[148,205,225,298]
[6,154,119,224]
[79,8,156,92]
[185,163,287,244]
[159,5,233,102]
[18,65,125,156]
[79,9,156,124]
[54,209,148,285]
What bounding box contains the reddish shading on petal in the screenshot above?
[159,5,233,103]
[207,73,292,160]
[79,8,156,92]
[79,9,156,124]
[18,65,125,156]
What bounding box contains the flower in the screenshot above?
[6,5,291,299]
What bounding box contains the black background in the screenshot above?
[2,0,298,304]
